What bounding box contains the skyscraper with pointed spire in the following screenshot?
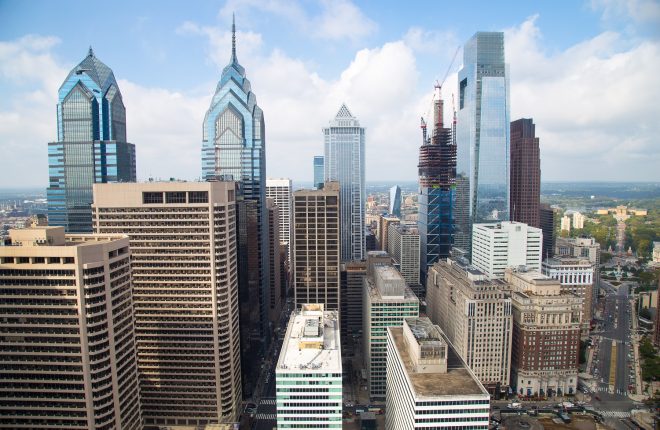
[324,104,366,261]
[201,16,269,398]
[47,48,136,232]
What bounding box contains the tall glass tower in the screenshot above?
[455,32,510,256]
[47,48,136,233]
[324,104,365,261]
[389,185,402,218]
[201,17,269,398]
[313,155,324,189]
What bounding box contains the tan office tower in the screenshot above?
[292,182,341,310]
[426,258,512,395]
[0,227,141,429]
[92,181,241,427]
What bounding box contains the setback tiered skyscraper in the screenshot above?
[47,48,136,233]
[0,227,141,429]
[324,104,365,261]
[510,118,541,228]
[455,32,511,256]
[418,89,456,280]
[200,18,269,397]
[93,182,242,426]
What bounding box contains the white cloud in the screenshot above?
[506,16,660,181]
[590,0,660,25]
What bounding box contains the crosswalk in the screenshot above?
[256,413,276,420]
[261,398,276,405]
[598,411,631,418]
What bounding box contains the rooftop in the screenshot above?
[366,269,418,302]
[389,324,488,398]
[276,304,341,373]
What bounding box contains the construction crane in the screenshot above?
[422,46,460,135]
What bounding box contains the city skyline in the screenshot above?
[1,0,659,188]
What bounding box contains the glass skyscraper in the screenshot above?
[313,155,324,189]
[389,185,402,218]
[455,32,510,255]
[201,18,269,398]
[324,104,365,261]
[47,48,136,233]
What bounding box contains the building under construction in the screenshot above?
[418,89,457,288]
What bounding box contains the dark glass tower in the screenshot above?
[201,17,269,398]
[418,89,456,283]
[313,156,324,189]
[389,185,402,218]
[47,48,136,232]
[510,118,540,228]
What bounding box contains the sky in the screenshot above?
[0,0,659,188]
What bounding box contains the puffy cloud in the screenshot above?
[506,16,660,181]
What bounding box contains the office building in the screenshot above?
[275,304,342,430]
[418,89,457,278]
[543,256,594,335]
[47,48,136,233]
[266,178,293,250]
[510,118,540,228]
[377,214,400,253]
[267,198,283,331]
[556,237,601,315]
[471,221,542,279]
[93,181,242,426]
[505,268,582,397]
[426,258,512,394]
[573,212,585,229]
[292,182,341,310]
[386,318,490,430]
[561,215,571,233]
[539,204,559,259]
[363,264,419,400]
[314,156,325,189]
[389,185,402,218]
[0,227,141,429]
[388,223,422,296]
[324,104,365,261]
[455,32,511,256]
[200,18,269,397]
[340,260,367,352]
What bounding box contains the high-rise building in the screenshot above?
[426,258,512,394]
[556,237,601,316]
[200,18,269,397]
[542,256,594,335]
[266,178,293,253]
[47,48,136,233]
[539,204,559,259]
[573,212,585,229]
[363,264,419,400]
[561,215,571,233]
[0,227,141,429]
[388,223,422,296]
[510,118,540,228]
[386,318,490,430]
[324,104,365,261]
[418,90,457,281]
[389,185,402,218]
[377,214,400,253]
[655,279,660,347]
[292,182,341,310]
[505,268,582,397]
[93,181,242,426]
[267,198,282,331]
[471,221,542,279]
[275,304,342,430]
[340,260,367,351]
[455,32,511,256]
[313,156,324,189]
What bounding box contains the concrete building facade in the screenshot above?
[426,258,512,394]
[386,318,490,430]
[388,223,421,295]
[0,227,142,429]
[267,198,282,332]
[92,181,242,426]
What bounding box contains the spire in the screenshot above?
[231,13,237,63]
[88,46,94,57]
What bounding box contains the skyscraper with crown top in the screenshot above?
[47,48,136,233]
[201,16,270,398]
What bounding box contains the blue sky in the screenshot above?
[1,0,659,187]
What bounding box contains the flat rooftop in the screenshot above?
[276,306,341,373]
[366,275,418,302]
[389,326,488,398]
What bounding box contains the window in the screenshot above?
[143,192,163,204]
[166,192,186,204]
[189,191,209,203]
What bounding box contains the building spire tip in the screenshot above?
[88,46,94,57]
[231,13,237,62]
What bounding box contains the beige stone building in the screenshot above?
[92,181,241,427]
[292,182,341,310]
[0,227,142,429]
[426,258,512,394]
[505,268,582,397]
